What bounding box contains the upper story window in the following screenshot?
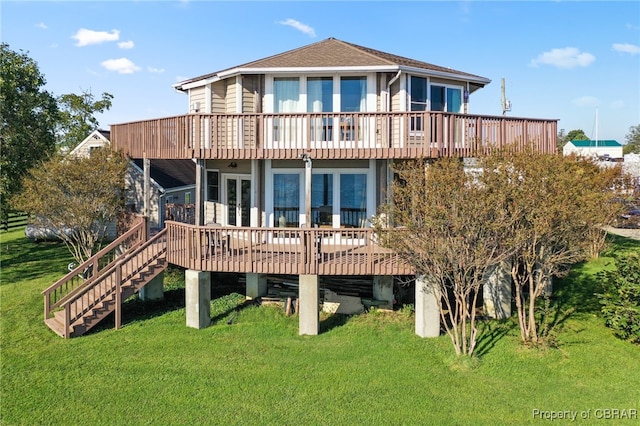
[273,77,299,113]
[340,77,366,112]
[410,76,428,112]
[431,84,462,113]
[307,77,333,113]
[409,76,463,113]
[268,75,368,114]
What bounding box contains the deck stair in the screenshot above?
[42,218,168,338]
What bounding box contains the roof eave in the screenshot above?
[175,64,490,92]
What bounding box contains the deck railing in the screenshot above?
[112,112,557,160]
[42,216,147,323]
[165,221,413,276]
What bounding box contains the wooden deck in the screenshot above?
[111,111,558,160]
[166,222,413,276]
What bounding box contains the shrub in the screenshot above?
[597,253,640,344]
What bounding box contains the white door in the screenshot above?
[223,174,251,227]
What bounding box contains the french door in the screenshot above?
[224,174,251,227]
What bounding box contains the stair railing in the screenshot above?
[42,216,147,323]
[56,228,167,337]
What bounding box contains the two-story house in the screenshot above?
[44,38,557,338]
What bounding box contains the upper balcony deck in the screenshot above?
[111,111,558,160]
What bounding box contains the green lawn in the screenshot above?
[1,228,639,425]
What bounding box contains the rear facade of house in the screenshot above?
[44,38,558,338]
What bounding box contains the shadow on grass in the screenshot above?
[1,236,71,284]
[211,298,259,326]
[553,263,608,316]
[474,319,517,358]
[86,287,188,335]
[319,313,351,333]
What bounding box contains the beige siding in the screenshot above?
[389,78,402,147]
[226,79,237,113]
[211,80,226,113]
[189,87,206,112]
[430,77,465,87]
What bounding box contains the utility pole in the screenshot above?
[501,78,511,116]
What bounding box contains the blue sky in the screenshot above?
[3,0,639,143]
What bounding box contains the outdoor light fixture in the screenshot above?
[228,162,237,168]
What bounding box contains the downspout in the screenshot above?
[385,70,402,210]
[386,70,402,112]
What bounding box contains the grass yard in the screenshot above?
[1,228,639,425]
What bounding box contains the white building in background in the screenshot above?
[562,139,623,160]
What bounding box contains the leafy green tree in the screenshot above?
[481,148,624,345]
[623,124,640,155]
[565,129,589,143]
[11,147,128,264]
[57,90,113,152]
[376,157,515,357]
[0,43,59,221]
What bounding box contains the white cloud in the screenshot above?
[529,47,595,69]
[612,43,640,55]
[72,28,120,47]
[118,40,135,49]
[147,66,165,73]
[277,18,316,37]
[36,22,47,30]
[101,58,141,74]
[572,96,600,108]
[610,100,625,109]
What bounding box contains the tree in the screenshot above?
[480,148,624,345]
[56,90,113,152]
[623,124,640,155]
[11,147,129,265]
[376,157,515,357]
[565,129,589,142]
[0,43,59,221]
[557,129,588,152]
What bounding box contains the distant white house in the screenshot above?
[562,139,623,160]
[71,130,196,229]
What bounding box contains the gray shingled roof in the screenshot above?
[175,37,489,90]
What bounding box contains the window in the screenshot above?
[311,173,333,226]
[430,85,462,113]
[307,77,333,142]
[340,173,367,227]
[273,77,299,113]
[273,174,300,227]
[340,77,366,112]
[410,76,428,131]
[185,192,192,204]
[206,170,219,202]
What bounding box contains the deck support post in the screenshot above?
[373,275,394,310]
[143,158,151,236]
[246,273,267,299]
[195,159,205,226]
[139,271,165,302]
[185,270,211,329]
[482,261,512,319]
[415,275,440,338]
[299,274,319,336]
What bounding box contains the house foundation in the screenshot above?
[139,271,164,301]
[482,262,511,319]
[185,269,211,329]
[299,274,319,335]
[415,275,440,338]
[373,275,394,310]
